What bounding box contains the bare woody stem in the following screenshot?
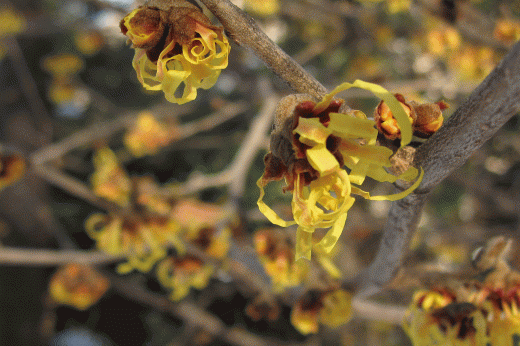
[197,0,329,100]
[364,40,520,290]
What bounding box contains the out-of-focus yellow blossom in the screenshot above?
[0,152,25,191]
[124,112,179,157]
[134,176,173,216]
[156,255,214,301]
[291,291,323,335]
[494,19,520,46]
[171,198,233,232]
[356,0,410,13]
[120,3,230,104]
[49,263,109,310]
[42,53,84,79]
[90,148,132,207]
[243,0,280,16]
[85,213,179,274]
[426,27,461,56]
[386,0,411,13]
[0,7,26,36]
[254,229,308,292]
[187,226,231,259]
[320,289,353,328]
[258,80,422,260]
[449,45,499,82]
[74,30,105,56]
[291,289,353,334]
[403,289,488,346]
[48,81,76,105]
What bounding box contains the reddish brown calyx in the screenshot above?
[120,2,220,63]
[263,98,345,192]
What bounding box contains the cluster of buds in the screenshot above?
[404,237,520,346]
[120,1,230,104]
[291,288,353,335]
[258,80,424,260]
[124,112,180,158]
[48,263,110,310]
[0,150,25,191]
[374,93,447,141]
[156,255,214,301]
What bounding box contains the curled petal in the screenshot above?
[315,80,413,146]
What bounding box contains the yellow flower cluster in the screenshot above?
[49,263,110,310]
[258,80,423,260]
[120,4,230,104]
[85,213,177,274]
[87,148,235,296]
[291,289,353,335]
[404,239,520,346]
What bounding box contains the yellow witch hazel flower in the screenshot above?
[156,255,214,301]
[85,213,180,274]
[258,80,423,260]
[291,288,353,335]
[405,237,520,346]
[254,229,309,292]
[120,1,230,104]
[124,112,179,158]
[49,263,110,311]
[403,289,488,346]
[90,147,132,207]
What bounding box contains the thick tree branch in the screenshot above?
[196,0,328,100]
[363,40,520,290]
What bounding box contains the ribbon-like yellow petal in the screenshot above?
[315,80,413,146]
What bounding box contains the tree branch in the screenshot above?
[363,40,520,290]
[0,247,122,266]
[196,0,328,100]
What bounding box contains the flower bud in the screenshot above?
[374,93,415,140]
[410,100,447,138]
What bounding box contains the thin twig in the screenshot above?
[4,36,53,141]
[169,82,277,197]
[108,273,275,346]
[0,247,122,266]
[197,0,328,100]
[352,293,407,325]
[363,40,520,290]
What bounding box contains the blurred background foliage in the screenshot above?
[1,0,520,345]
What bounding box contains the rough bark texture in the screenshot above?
[364,40,520,288]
